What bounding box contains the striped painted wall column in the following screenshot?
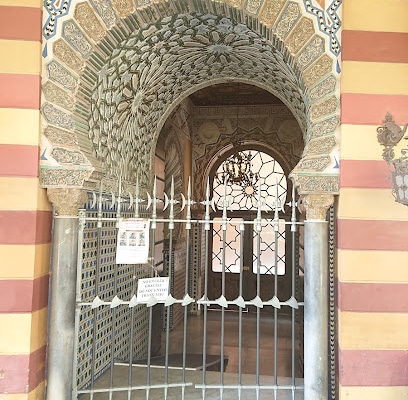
[0,1,52,399]
[339,1,408,399]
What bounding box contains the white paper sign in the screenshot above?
[116,218,150,264]
[136,277,170,303]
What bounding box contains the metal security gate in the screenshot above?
[71,177,318,400]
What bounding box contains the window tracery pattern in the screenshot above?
[212,150,288,211]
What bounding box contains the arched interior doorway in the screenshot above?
[148,82,306,384]
[40,1,340,399]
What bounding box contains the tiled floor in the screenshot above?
[164,311,303,377]
[78,311,304,399]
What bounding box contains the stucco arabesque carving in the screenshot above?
[301,193,334,220]
[47,188,88,216]
[40,1,341,196]
[84,13,308,187]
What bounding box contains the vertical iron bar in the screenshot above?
[219,179,228,400]
[90,181,104,400]
[290,185,297,400]
[127,279,136,400]
[164,177,176,400]
[273,183,280,398]
[255,184,262,400]
[238,218,245,400]
[181,178,193,400]
[108,177,122,400]
[72,209,86,400]
[146,177,158,400]
[201,179,212,400]
[127,178,142,400]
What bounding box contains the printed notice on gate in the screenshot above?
[136,277,169,303]
[116,218,150,264]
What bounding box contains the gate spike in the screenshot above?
[184,177,195,230]
[201,177,212,231]
[164,294,177,306]
[181,294,195,306]
[91,296,104,309]
[116,176,122,227]
[266,295,281,309]
[146,296,158,307]
[110,295,123,308]
[163,191,169,211]
[211,198,216,212]
[134,176,144,218]
[129,295,138,308]
[152,175,157,216]
[215,295,228,308]
[290,183,297,232]
[97,180,104,228]
[285,296,299,309]
[232,295,246,308]
[128,192,133,210]
[221,177,229,231]
[167,176,179,231]
[110,192,115,209]
[91,191,97,209]
[149,176,160,230]
[255,182,262,232]
[274,180,280,232]
[146,192,152,210]
[250,295,264,308]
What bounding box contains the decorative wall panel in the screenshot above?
[76,193,151,389]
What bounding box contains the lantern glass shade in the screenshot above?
[392,160,408,205]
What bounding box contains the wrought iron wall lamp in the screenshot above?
[377,113,408,205]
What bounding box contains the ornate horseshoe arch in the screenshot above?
[40,0,341,194]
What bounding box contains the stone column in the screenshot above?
[302,194,334,400]
[46,188,88,400]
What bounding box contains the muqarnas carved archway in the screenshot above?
[40,0,341,194]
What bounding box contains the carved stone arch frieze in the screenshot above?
[40,0,341,195]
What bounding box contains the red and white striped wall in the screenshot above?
[1,1,408,399]
[0,1,51,399]
[339,1,408,399]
